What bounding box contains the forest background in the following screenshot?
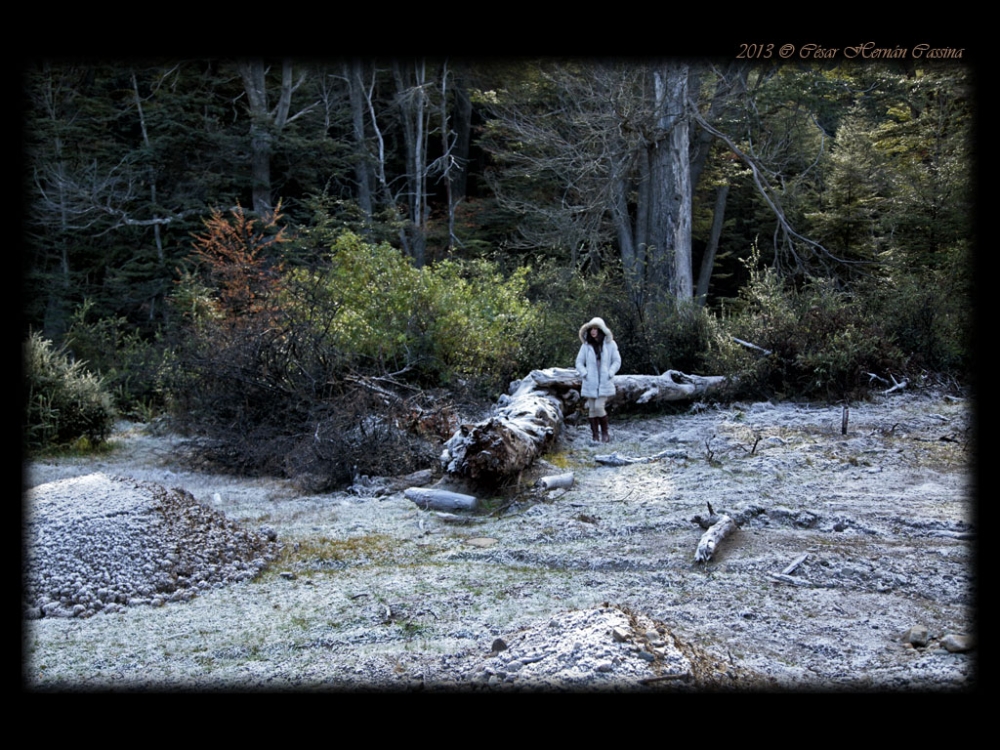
[21,54,976,487]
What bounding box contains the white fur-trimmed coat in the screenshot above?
[575,317,622,399]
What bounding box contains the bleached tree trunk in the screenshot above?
[442,367,726,484]
[648,63,693,304]
[393,60,429,266]
[442,370,564,483]
[344,60,374,223]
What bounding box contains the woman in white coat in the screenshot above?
[575,317,622,442]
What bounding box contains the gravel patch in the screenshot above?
[24,474,279,619]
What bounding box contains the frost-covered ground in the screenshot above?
[23,390,975,692]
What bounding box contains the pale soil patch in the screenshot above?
[23,390,974,691]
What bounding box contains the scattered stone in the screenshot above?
[465,537,498,548]
[611,627,630,643]
[941,634,973,653]
[903,625,930,648]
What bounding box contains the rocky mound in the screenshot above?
[450,604,765,691]
[24,473,280,619]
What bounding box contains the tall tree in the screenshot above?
[481,60,727,311]
[392,59,430,265]
[237,59,317,221]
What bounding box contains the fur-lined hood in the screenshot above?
[578,317,615,344]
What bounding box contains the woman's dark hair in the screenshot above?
[587,326,606,351]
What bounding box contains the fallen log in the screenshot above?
[595,448,687,466]
[529,367,727,408]
[694,513,737,563]
[404,487,479,512]
[441,371,564,483]
[537,472,574,490]
[442,367,726,484]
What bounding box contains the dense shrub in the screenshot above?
[282,232,539,391]
[866,243,971,374]
[519,262,633,371]
[64,300,176,419]
[707,257,907,401]
[171,228,539,485]
[24,332,116,451]
[626,299,719,376]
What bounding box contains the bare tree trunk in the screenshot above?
[393,60,429,266]
[696,183,729,303]
[238,60,311,222]
[451,77,473,202]
[645,63,693,306]
[238,60,274,220]
[345,60,374,223]
[437,61,459,251]
[612,171,644,312]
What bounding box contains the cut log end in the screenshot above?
[694,514,737,563]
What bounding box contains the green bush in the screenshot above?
[24,331,116,451]
[628,298,719,376]
[283,232,539,391]
[866,243,971,374]
[171,230,542,484]
[518,262,632,371]
[64,300,176,419]
[707,251,906,400]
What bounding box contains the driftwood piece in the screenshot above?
[732,337,772,356]
[441,371,564,483]
[694,513,737,563]
[595,449,686,466]
[782,553,809,576]
[529,367,727,408]
[883,374,908,394]
[768,573,813,587]
[442,367,726,484]
[537,472,574,490]
[404,487,479,512]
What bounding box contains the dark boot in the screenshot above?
[599,416,611,442]
[589,417,600,442]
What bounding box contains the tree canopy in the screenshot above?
[23,57,972,372]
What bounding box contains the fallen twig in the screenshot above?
[883,374,908,394]
[781,553,809,576]
[769,573,813,587]
[732,337,772,356]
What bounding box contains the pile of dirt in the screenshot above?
[23,473,280,619]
